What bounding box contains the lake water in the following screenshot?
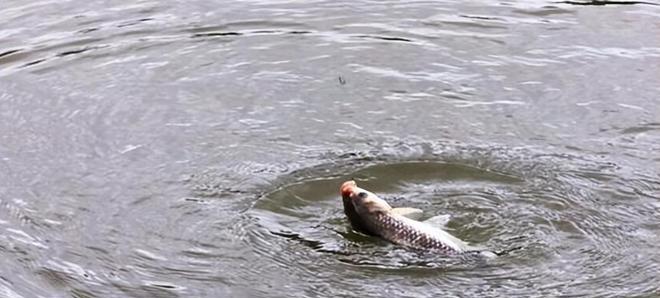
[1,0,659,297]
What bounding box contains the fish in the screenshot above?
[340,180,494,256]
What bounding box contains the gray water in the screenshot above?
[2,0,660,297]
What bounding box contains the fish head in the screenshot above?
[340,180,392,215]
[340,180,390,235]
[340,181,372,235]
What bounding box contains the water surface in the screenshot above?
[1,0,660,297]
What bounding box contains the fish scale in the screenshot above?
[374,212,460,253]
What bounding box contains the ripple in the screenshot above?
[228,141,660,296]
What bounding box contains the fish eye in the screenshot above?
[357,192,368,198]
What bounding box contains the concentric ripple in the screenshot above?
[234,143,660,296]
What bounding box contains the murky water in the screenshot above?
[2,0,660,297]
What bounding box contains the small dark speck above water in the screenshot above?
[1,0,659,297]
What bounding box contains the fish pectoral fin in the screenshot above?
[423,214,451,228]
[390,207,424,220]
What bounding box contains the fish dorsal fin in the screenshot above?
[390,207,423,220]
[423,214,451,228]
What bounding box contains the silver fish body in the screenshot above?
[370,212,469,253]
[340,180,491,256]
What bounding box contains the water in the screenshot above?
[1,0,660,297]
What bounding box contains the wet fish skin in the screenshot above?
[372,212,466,253]
[340,180,489,255]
